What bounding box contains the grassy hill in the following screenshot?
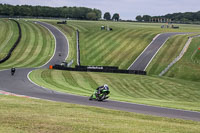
[146,34,200,81]
[165,37,200,81]
[0,19,55,69]
[146,34,191,75]
[0,19,19,60]
[29,69,200,111]
[28,20,200,111]
[43,20,200,69]
[1,19,200,132]
[0,95,200,133]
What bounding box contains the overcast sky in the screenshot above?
[0,0,199,20]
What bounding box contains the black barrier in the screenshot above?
[53,65,147,75]
[0,19,21,63]
[75,65,118,70]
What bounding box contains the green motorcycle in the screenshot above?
[89,89,110,101]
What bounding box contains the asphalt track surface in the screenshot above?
[128,32,188,71]
[0,22,200,121]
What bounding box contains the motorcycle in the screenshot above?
[11,68,16,76]
[89,89,110,101]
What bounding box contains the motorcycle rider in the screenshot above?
[89,84,110,101]
[96,84,109,95]
[11,67,16,76]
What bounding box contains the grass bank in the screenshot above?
[146,34,200,82]
[39,20,200,69]
[0,20,55,69]
[0,19,19,60]
[29,69,200,111]
[146,34,191,75]
[0,95,200,133]
[165,37,200,81]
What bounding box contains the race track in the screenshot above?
[0,22,200,121]
[128,32,187,71]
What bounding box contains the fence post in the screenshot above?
[76,29,81,66]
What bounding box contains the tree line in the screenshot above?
[103,12,120,21]
[0,4,102,20]
[136,11,200,23]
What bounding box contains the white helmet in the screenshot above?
[104,84,108,87]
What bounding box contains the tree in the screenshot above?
[136,15,142,21]
[112,13,119,21]
[86,12,97,20]
[93,8,102,20]
[0,4,103,20]
[103,12,111,20]
[142,15,151,22]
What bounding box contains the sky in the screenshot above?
[0,0,199,20]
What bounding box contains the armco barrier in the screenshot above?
[53,65,146,75]
[0,19,21,63]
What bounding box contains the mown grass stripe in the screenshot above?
[0,19,10,52]
[7,22,34,67]
[62,71,83,89]
[104,31,154,67]
[89,29,132,64]
[0,19,19,60]
[85,30,127,64]
[0,20,54,69]
[20,22,43,67]
[103,30,146,63]
[3,20,19,53]
[15,22,37,67]
[116,32,157,68]
[34,22,55,66]
[0,21,28,67]
[84,30,124,61]
[0,20,13,53]
[69,22,88,32]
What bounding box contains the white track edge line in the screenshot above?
[145,33,191,71]
[33,21,57,68]
[40,21,69,61]
[27,71,89,99]
[127,33,161,70]
[144,37,169,71]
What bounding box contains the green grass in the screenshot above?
[164,37,200,81]
[146,34,192,75]
[36,20,200,71]
[0,20,55,69]
[0,19,19,60]
[29,69,200,111]
[35,20,200,69]
[66,21,200,69]
[1,95,200,133]
[2,19,200,131]
[146,34,200,82]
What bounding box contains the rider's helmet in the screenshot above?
[104,84,109,90]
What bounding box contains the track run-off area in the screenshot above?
[0,21,200,121]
